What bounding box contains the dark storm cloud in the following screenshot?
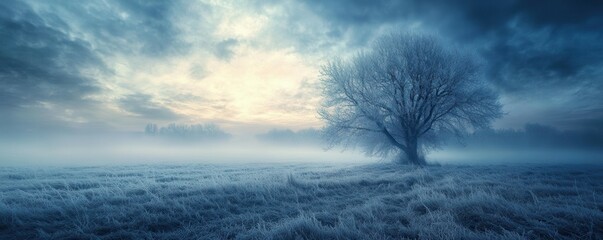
[119,93,179,120]
[298,0,603,130]
[300,0,603,89]
[0,0,104,109]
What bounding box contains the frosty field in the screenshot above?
[1,163,602,240]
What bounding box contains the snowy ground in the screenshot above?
[1,163,602,239]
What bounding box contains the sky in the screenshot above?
[1,0,602,136]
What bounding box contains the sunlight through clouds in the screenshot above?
[87,0,324,133]
[2,0,602,134]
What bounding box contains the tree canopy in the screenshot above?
[319,32,502,165]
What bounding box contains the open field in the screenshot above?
[1,163,602,239]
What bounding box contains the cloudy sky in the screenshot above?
[1,0,602,136]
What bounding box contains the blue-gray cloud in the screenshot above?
[291,0,603,130]
[0,0,194,133]
[213,38,239,61]
[297,0,603,90]
[54,0,190,57]
[119,93,179,120]
[2,0,602,134]
[0,0,104,109]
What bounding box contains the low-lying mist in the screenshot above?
[429,148,603,165]
[429,124,603,165]
[1,123,602,167]
[0,134,376,166]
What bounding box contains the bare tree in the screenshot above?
[319,33,502,165]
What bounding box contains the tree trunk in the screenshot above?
[405,138,424,165]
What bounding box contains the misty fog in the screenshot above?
[2,124,602,167]
[3,1,603,239]
[0,134,376,166]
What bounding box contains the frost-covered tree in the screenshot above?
[319,33,502,165]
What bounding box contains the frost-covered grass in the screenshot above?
[1,163,602,239]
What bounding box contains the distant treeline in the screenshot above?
[459,123,603,150]
[255,128,322,145]
[144,123,230,141]
[142,123,601,149]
